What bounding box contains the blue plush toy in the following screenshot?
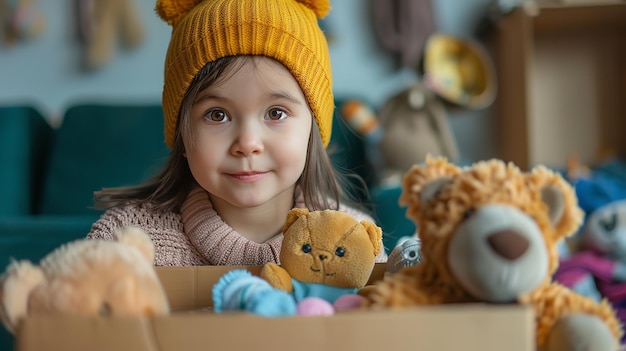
[212,270,297,317]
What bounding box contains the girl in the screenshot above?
[87,0,387,265]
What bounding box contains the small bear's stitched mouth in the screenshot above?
[311,267,335,276]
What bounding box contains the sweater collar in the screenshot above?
[181,186,291,265]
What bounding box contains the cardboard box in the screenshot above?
[15,264,534,351]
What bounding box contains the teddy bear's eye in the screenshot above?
[600,212,618,233]
[335,247,346,257]
[463,208,475,220]
[99,302,112,317]
[302,243,312,253]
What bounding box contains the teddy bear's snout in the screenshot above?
[487,230,529,260]
[318,254,328,261]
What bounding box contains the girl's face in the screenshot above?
[185,57,312,210]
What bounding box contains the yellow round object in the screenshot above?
[422,33,497,109]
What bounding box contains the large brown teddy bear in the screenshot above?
[362,157,623,351]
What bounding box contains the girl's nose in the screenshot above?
[230,124,264,156]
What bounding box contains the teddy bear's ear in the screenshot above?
[0,260,45,333]
[360,220,383,257]
[282,208,310,233]
[529,166,584,239]
[114,227,156,264]
[400,156,460,210]
[155,0,204,26]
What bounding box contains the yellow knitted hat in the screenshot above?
[156,0,334,148]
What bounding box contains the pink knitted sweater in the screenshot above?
[87,187,388,266]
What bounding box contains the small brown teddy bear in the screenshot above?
[261,208,382,294]
[0,226,170,334]
[213,209,383,316]
[362,157,623,351]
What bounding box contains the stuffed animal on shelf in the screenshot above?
[554,199,626,336]
[0,0,45,46]
[213,208,383,317]
[361,157,623,350]
[0,226,170,334]
[379,81,459,185]
[339,83,459,186]
[74,0,144,70]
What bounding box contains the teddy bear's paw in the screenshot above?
[297,297,334,316]
[247,289,297,317]
[543,313,615,351]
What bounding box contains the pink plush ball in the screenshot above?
[333,294,366,312]
[296,297,334,316]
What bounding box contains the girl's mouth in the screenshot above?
[228,171,267,182]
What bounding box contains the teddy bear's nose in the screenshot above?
[487,229,529,260]
[319,254,328,261]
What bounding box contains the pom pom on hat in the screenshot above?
[155,0,202,26]
[295,0,331,18]
[157,0,330,25]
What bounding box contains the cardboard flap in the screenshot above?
[157,263,388,310]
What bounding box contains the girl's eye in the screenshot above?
[265,108,288,121]
[204,109,229,122]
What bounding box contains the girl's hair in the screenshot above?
[94,56,368,213]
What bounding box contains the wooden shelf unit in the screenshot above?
[492,3,626,170]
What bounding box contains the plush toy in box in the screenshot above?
[554,199,626,335]
[0,226,170,333]
[361,157,623,350]
[213,208,383,316]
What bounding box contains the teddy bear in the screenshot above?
[0,226,170,334]
[339,83,459,186]
[212,208,383,316]
[74,0,144,70]
[361,157,623,351]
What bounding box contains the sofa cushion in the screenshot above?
[39,104,170,215]
[0,106,53,216]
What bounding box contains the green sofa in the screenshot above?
[0,104,170,264]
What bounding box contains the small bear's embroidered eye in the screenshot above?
[99,302,112,316]
[335,247,345,257]
[302,243,312,253]
[600,212,618,233]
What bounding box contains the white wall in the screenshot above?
[0,0,495,161]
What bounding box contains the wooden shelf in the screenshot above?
[492,3,626,170]
[535,4,626,33]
